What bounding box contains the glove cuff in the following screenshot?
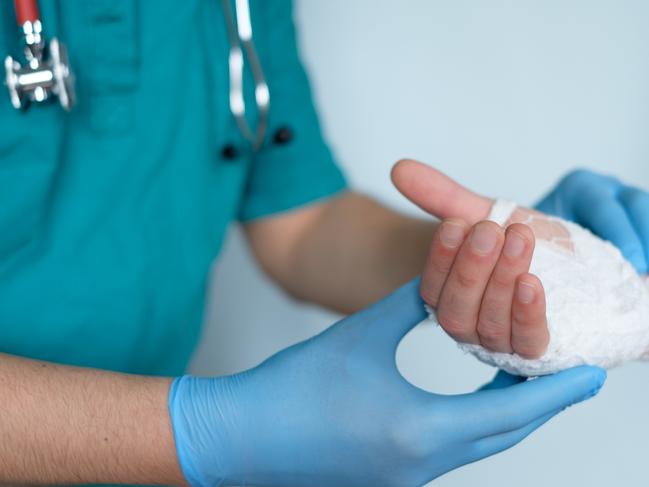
[168,376,227,487]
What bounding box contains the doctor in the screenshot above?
[0,1,647,486]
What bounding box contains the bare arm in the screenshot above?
[0,353,184,486]
[244,191,435,314]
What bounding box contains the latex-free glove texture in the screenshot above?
[169,280,606,487]
[537,169,649,274]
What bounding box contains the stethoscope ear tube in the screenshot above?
[221,0,270,152]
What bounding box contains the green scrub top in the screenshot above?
[0,0,346,377]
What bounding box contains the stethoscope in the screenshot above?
[4,0,74,111]
[4,0,275,152]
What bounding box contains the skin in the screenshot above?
[0,354,185,486]
[425,219,549,358]
[245,186,550,358]
[0,160,554,483]
[391,159,575,358]
[243,192,435,314]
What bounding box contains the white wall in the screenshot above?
[191,1,649,485]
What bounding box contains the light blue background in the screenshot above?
[191,1,649,485]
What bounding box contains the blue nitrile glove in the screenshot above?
[536,169,649,274]
[169,280,606,487]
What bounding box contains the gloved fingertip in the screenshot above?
[553,365,606,390]
[595,366,608,385]
[563,366,606,404]
[581,365,607,387]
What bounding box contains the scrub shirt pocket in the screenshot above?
[0,107,63,265]
[0,10,63,266]
[82,0,139,135]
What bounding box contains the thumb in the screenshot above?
[351,279,428,351]
[391,159,493,224]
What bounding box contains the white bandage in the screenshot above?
[427,199,649,376]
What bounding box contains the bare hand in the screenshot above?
[392,159,562,358]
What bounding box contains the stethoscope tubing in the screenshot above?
[221,0,270,152]
[7,0,268,149]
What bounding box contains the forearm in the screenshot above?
[0,353,184,486]
[247,192,435,314]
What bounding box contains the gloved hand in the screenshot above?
[169,280,606,487]
[536,169,649,274]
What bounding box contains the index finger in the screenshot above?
[391,159,493,223]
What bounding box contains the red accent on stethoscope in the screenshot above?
[14,0,40,25]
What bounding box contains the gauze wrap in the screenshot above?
[427,199,649,377]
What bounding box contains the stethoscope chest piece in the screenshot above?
[5,1,75,112]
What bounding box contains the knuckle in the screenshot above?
[622,188,649,210]
[481,296,511,320]
[489,269,515,290]
[455,268,480,289]
[515,345,542,360]
[476,318,508,345]
[591,199,618,220]
[512,336,545,359]
[430,256,453,277]
[420,283,439,308]
[511,311,529,330]
[437,311,472,341]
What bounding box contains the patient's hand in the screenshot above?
[391,160,568,359]
[423,217,549,358]
[393,159,649,370]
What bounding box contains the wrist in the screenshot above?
[160,377,192,487]
[107,375,188,487]
[168,374,252,487]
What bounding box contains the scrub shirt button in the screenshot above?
[273,126,293,145]
[221,144,239,160]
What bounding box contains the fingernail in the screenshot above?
[470,224,498,255]
[504,231,526,258]
[439,221,465,249]
[517,281,536,304]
